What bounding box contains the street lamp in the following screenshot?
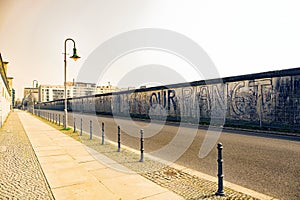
[31,80,38,114]
[64,38,80,129]
[33,80,38,88]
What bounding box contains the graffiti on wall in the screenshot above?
[109,74,300,129]
[40,68,300,130]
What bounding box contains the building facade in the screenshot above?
[37,82,118,102]
[7,77,14,107]
[96,85,118,94]
[39,84,73,102]
[0,54,12,127]
[73,82,96,97]
[24,87,39,102]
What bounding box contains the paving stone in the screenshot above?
[0,112,54,199]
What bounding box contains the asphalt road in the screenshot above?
[40,110,300,200]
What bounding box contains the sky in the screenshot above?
[1,0,300,99]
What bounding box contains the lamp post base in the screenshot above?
[64,109,68,129]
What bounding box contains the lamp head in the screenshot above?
[70,47,80,61]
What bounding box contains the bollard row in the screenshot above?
[39,112,65,127]
[38,113,148,163]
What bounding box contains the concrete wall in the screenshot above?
[41,68,300,132]
[108,68,300,131]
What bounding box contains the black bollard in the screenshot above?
[58,115,60,126]
[53,113,54,123]
[80,118,82,136]
[215,143,225,196]
[139,129,144,162]
[73,118,76,133]
[55,114,57,124]
[63,115,65,128]
[101,122,105,145]
[117,125,121,152]
[89,120,92,140]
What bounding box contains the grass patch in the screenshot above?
[61,127,71,131]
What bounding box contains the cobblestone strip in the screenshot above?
[141,166,259,200]
[0,112,54,199]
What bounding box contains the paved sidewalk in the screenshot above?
[16,110,184,200]
[1,110,275,200]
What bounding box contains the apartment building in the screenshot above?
[37,82,119,102]
[38,83,73,102]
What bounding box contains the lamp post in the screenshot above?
[32,80,38,114]
[63,38,80,129]
[33,80,38,88]
[30,90,34,115]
